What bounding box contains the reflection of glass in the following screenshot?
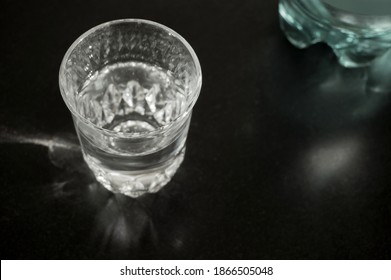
[0,129,197,259]
[263,43,390,130]
[59,19,202,197]
[279,0,391,67]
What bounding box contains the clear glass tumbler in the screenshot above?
[279,0,391,67]
[59,19,202,197]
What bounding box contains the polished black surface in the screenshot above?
[1,0,391,259]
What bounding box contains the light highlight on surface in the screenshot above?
[304,136,362,188]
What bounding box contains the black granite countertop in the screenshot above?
[1,0,391,259]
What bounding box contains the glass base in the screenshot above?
[83,148,185,198]
[279,0,391,67]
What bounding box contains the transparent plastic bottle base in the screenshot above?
[279,0,391,68]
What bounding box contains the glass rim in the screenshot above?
[59,18,202,138]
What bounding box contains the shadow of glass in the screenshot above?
[0,128,194,258]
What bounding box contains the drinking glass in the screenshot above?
[279,0,391,67]
[59,19,202,197]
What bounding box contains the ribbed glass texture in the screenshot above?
[279,0,391,67]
